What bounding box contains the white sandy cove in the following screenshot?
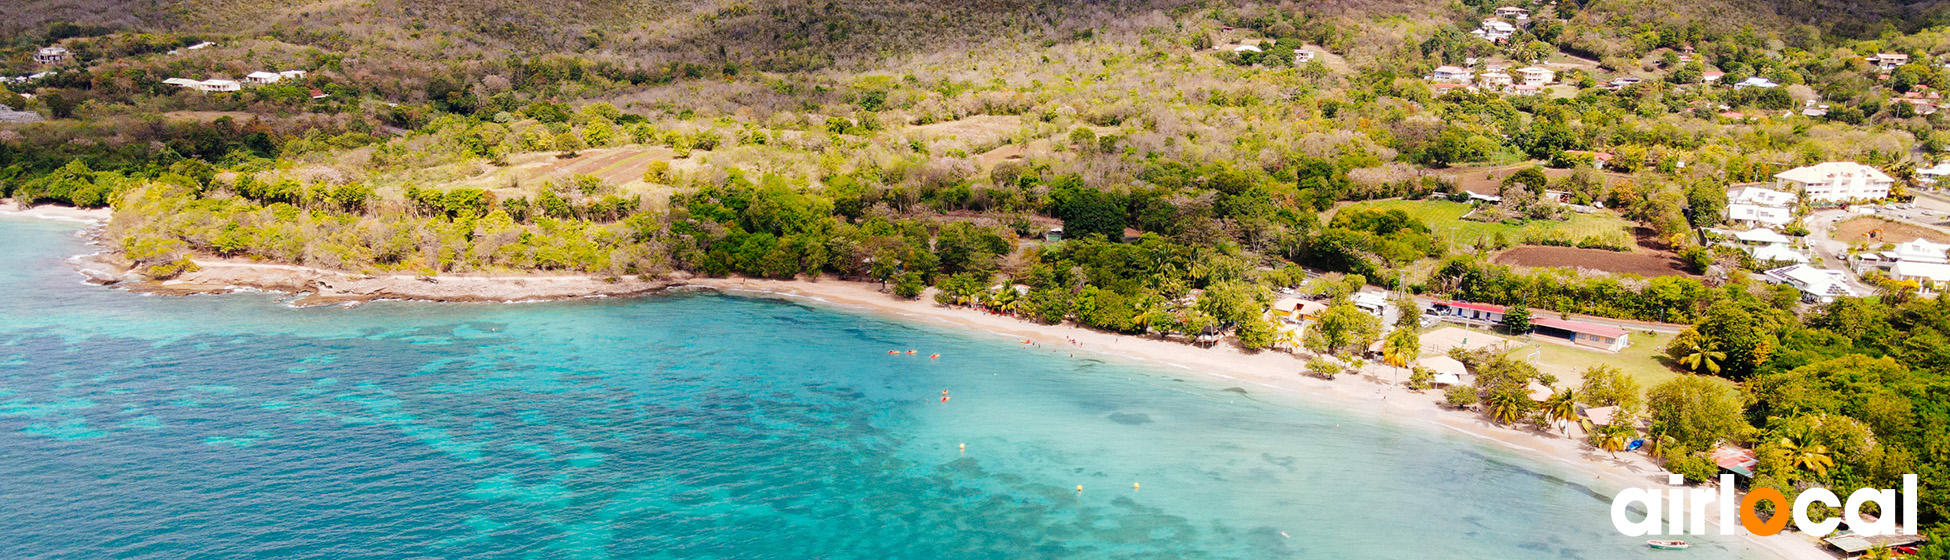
[0,200,113,223]
[686,277,1841,560]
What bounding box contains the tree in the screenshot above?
[1676,339,1725,375]
[1578,365,1643,413]
[1778,437,1835,479]
[1305,302,1381,354]
[1306,357,1344,380]
[1646,376,1747,451]
[1544,388,1580,436]
[1382,328,1420,381]
[1483,385,1535,426]
[1445,384,1480,408]
[1593,422,1635,458]
[1502,305,1532,334]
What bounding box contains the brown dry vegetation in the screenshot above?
[1493,245,1695,277]
[1834,216,1950,244]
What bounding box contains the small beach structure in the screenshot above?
[1581,406,1618,427]
[1272,297,1328,322]
[1414,355,1468,387]
[1710,446,1758,478]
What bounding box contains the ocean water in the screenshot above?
[0,217,1754,559]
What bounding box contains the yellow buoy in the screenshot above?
[1075,485,1083,493]
[958,443,966,454]
[1133,482,1140,491]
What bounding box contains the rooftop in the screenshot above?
[1531,316,1629,338]
[1775,161,1893,184]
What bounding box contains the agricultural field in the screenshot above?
[1493,245,1694,277]
[1335,199,1634,249]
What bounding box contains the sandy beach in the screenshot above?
[0,200,113,224]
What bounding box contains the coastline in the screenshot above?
[10,205,1833,559]
[687,277,1838,560]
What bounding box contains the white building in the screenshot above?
[1734,76,1779,89]
[279,70,307,80]
[244,71,283,84]
[1728,204,1793,227]
[193,79,241,92]
[1471,20,1517,42]
[1232,44,1262,54]
[1430,65,1474,84]
[1494,6,1531,20]
[1729,185,1797,207]
[1920,162,1950,185]
[1890,260,1950,289]
[1775,162,1894,203]
[1516,66,1554,87]
[1870,53,1910,72]
[34,46,69,65]
[1893,239,1950,264]
[1477,71,1513,90]
[1734,228,1792,246]
[1752,244,1810,264]
[1294,50,1316,64]
[1763,264,1863,303]
[161,77,201,88]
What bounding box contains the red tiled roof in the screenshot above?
[1442,301,1506,313]
[1532,317,1628,338]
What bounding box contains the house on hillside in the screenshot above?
[193,79,240,92]
[1776,162,1894,203]
[1477,70,1513,90]
[279,70,306,80]
[1725,186,1796,228]
[1733,228,1792,246]
[1516,66,1555,87]
[1869,53,1910,72]
[1430,65,1474,84]
[1734,76,1779,89]
[1530,317,1631,352]
[1762,264,1863,303]
[161,77,200,88]
[1294,49,1317,64]
[1471,20,1517,43]
[33,47,69,65]
[245,71,283,85]
[1494,6,1531,20]
[1232,43,1263,54]
[1729,184,1797,207]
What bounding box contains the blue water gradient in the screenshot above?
[0,218,1755,559]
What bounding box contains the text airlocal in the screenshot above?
[1612,474,1917,537]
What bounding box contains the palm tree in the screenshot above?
[1595,425,1632,458]
[1382,328,1420,383]
[1484,388,1531,426]
[1274,327,1304,352]
[1780,437,1835,478]
[1543,388,1579,437]
[1677,340,1725,375]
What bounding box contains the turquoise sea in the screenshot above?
[0,217,1753,559]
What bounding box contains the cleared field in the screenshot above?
[447,146,680,195]
[1335,199,1634,249]
[1494,245,1695,277]
[1834,216,1950,244]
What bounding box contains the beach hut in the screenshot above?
[1710,446,1758,478]
[1529,317,1631,352]
[1414,355,1467,387]
[1581,406,1618,427]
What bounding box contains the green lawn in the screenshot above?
[1337,199,1633,249]
[1513,331,1737,393]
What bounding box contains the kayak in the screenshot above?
[1647,540,1691,550]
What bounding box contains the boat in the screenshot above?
[1647,540,1691,550]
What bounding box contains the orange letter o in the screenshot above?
[1741,488,1791,536]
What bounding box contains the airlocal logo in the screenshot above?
[1612,474,1918,537]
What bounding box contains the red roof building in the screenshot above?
[1531,317,1631,351]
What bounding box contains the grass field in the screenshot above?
[1513,330,1735,394]
[1336,199,1634,249]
